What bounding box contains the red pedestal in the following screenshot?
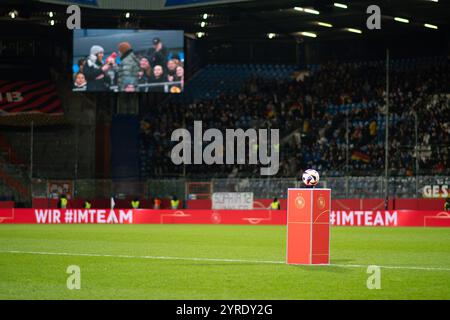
[286,188,331,265]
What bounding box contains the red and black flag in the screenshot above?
[0,80,62,115]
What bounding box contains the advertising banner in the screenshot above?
[47,180,74,199]
[0,209,282,225]
[0,209,448,227]
[212,192,253,210]
[330,210,450,227]
[422,184,449,198]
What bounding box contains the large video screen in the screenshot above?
[73,29,184,93]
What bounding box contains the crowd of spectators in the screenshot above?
[73,37,184,93]
[140,56,449,178]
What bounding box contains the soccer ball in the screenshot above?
[302,169,320,186]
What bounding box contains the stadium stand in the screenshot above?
[140,56,449,179]
[174,64,298,100]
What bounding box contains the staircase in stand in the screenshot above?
[0,134,31,203]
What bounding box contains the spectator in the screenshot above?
[131,198,140,209]
[270,198,281,210]
[166,59,178,80]
[153,197,161,209]
[84,45,111,91]
[138,57,152,92]
[58,194,68,209]
[171,53,182,66]
[124,83,136,92]
[149,65,165,92]
[77,58,86,73]
[175,65,184,81]
[146,37,168,69]
[73,72,87,90]
[104,52,118,89]
[84,200,92,209]
[171,196,179,209]
[168,65,184,93]
[139,57,152,80]
[117,42,140,91]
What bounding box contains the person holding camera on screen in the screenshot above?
[84,45,112,91]
[104,52,118,90]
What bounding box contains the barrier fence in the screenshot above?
[29,176,450,200]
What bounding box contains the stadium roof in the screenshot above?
[0,0,448,41]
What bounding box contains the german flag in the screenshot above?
[351,150,370,163]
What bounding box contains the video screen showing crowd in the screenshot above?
[73,30,184,93]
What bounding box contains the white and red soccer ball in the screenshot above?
[302,169,320,186]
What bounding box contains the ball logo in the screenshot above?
[295,196,305,209]
[318,196,326,209]
[211,211,222,224]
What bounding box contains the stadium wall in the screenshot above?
[186,198,446,211]
[30,198,183,210]
[11,197,445,211]
[0,201,14,208]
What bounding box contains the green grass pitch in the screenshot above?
[0,225,449,299]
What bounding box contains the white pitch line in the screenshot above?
[1,250,450,272]
[1,250,284,265]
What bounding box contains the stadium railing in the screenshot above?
[29,176,449,200]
